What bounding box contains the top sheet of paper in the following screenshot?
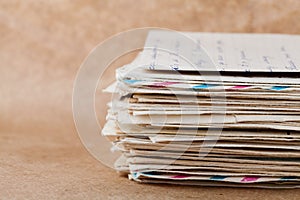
[139,30,300,72]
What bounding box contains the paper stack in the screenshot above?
[103,31,300,188]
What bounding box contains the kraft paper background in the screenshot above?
[1,0,300,199]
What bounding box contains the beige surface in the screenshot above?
[1,0,300,199]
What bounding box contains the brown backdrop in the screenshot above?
[1,0,300,199]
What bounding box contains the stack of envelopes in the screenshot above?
[103,31,300,188]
